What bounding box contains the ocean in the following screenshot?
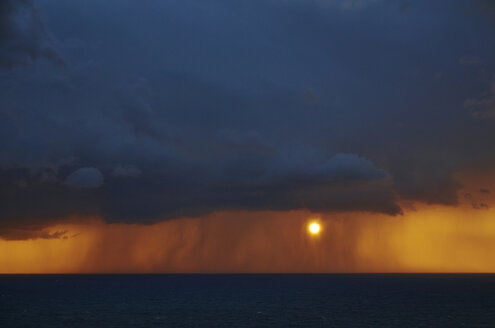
[1,274,494,327]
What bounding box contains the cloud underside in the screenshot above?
[0,153,401,239]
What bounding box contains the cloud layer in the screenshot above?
[1,0,495,238]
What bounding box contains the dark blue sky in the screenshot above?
[1,0,494,239]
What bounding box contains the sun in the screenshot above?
[308,222,321,235]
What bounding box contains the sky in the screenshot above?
[1,0,495,273]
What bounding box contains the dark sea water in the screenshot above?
[1,274,495,327]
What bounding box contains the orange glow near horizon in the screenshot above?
[1,202,495,273]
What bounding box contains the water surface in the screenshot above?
[1,274,494,327]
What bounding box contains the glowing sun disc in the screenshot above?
[308,222,321,235]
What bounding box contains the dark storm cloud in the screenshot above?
[0,150,397,232]
[1,0,495,238]
[465,82,495,119]
[65,167,104,189]
[0,0,63,69]
[111,165,142,179]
